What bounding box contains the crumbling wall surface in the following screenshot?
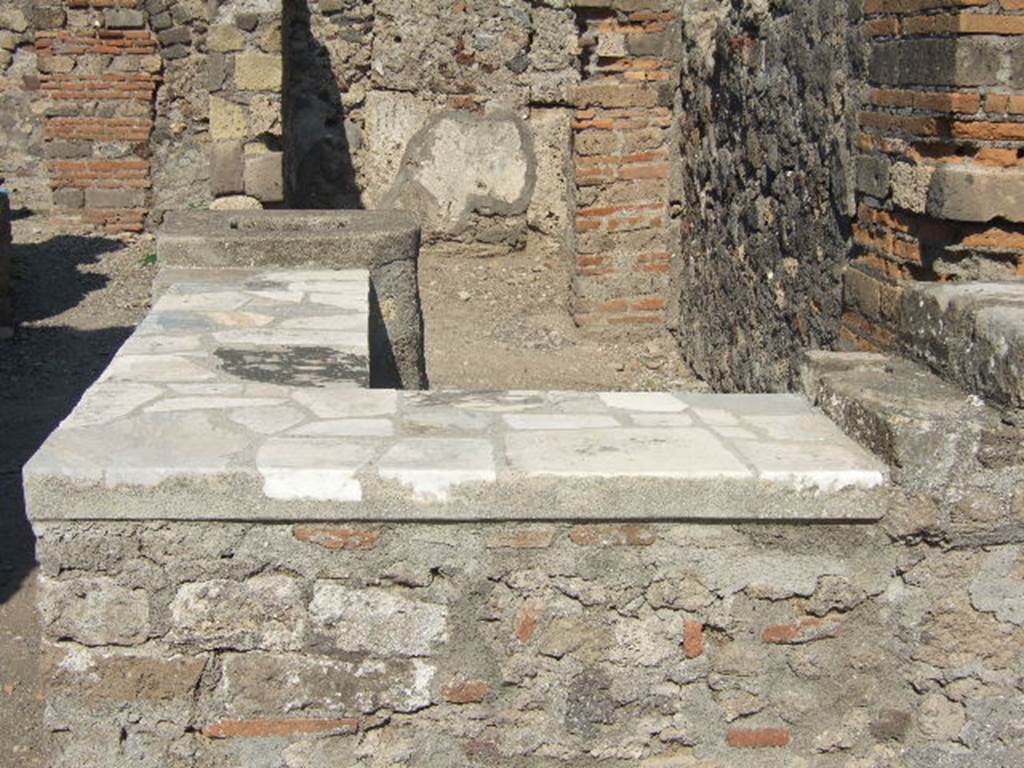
[844,0,1024,352]
[0,0,47,210]
[275,0,577,259]
[34,496,1024,767]
[674,1,863,391]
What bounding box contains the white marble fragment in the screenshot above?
[146,397,287,413]
[153,291,250,311]
[280,314,368,331]
[732,439,885,491]
[290,419,394,437]
[229,405,307,435]
[505,428,751,478]
[256,438,380,501]
[212,329,366,348]
[378,438,496,501]
[599,392,688,413]
[502,414,620,430]
[629,413,693,427]
[68,382,164,427]
[102,355,216,383]
[293,388,397,418]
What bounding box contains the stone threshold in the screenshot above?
[25,269,889,524]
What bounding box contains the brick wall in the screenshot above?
[845,0,1024,351]
[571,1,680,332]
[35,0,162,233]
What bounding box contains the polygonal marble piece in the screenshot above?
[294,388,397,419]
[378,438,496,501]
[102,354,216,383]
[153,291,251,311]
[119,334,203,354]
[30,411,249,486]
[505,428,752,479]
[228,405,307,435]
[280,314,367,331]
[212,329,366,348]
[743,414,848,442]
[67,382,164,427]
[629,413,693,427]
[262,270,367,284]
[598,392,688,413]
[731,439,885,491]
[502,414,620,430]
[256,438,381,502]
[289,419,395,437]
[400,406,493,433]
[147,397,287,413]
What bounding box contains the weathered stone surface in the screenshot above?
[210,142,244,195]
[169,576,307,651]
[234,52,282,91]
[926,166,1024,224]
[383,110,535,238]
[209,97,248,141]
[675,0,859,390]
[243,151,284,202]
[218,652,433,716]
[900,282,1024,413]
[309,584,448,656]
[38,577,151,646]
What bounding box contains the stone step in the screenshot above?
[899,281,1024,417]
[802,354,1019,505]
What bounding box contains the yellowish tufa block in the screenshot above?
[234,52,283,92]
[209,96,248,141]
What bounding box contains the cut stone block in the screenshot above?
[900,281,1024,412]
[926,166,1024,224]
[234,52,283,91]
[244,152,284,203]
[210,141,244,195]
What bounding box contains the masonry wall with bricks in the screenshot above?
[571,4,680,330]
[845,0,1024,352]
[33,0,163,233]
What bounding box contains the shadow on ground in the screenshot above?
[0,234,133,604]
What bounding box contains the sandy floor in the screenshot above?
[0,212,700,764]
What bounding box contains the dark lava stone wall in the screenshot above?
[675,1,866,391]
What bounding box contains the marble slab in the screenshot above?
[25,269,891,523]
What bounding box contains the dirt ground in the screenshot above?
[0,212,699,765]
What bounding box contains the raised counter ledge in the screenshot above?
[25,269,889,524]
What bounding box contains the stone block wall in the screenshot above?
[844,0,1024,351]
[673,1,862,391]
[207,1,284,208]
[33,501,1024,767]
[0,0,48,210]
